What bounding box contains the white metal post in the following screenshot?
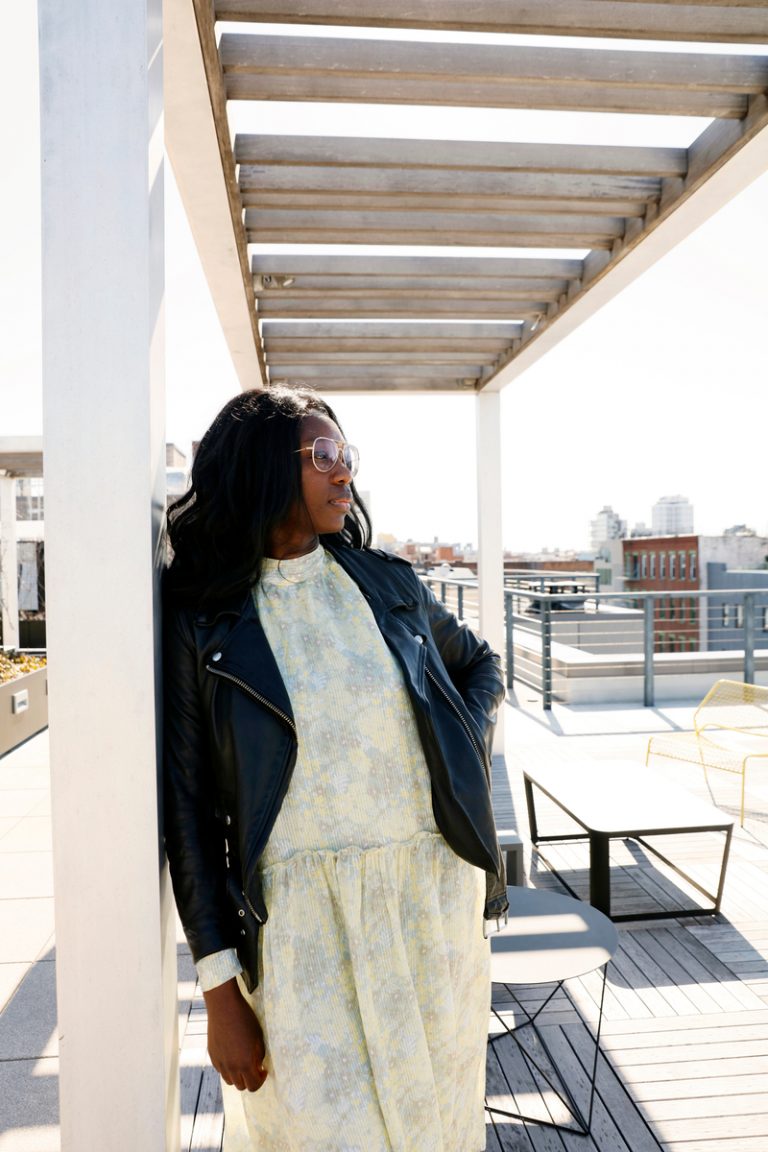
[476,392,506,752]
[38,3,178,1150]
[0,476,20,648]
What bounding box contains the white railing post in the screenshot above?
[476,393,506,750]
[38,1,178,1149]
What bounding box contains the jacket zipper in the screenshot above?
[425,666,485,770]
[243,891,265,924]
[206,665,297,736]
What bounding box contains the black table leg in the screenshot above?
[589,832,611,917]
[524,775,539,842]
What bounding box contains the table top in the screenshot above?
[524,759,734,836]
[490,886,619,985]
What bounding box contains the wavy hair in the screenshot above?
[166,386,372,604]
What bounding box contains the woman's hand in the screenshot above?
[203,978,268,1092]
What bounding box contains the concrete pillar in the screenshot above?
[476,392,506,752]
[0,476,20,648]
[38,3,178,1150]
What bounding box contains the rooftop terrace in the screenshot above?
[3,693,767,1151]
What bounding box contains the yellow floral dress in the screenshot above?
[222,546,490,1152]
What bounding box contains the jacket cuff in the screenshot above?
[196,948,243,992]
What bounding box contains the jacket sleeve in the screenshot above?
[415,576,505,759]
[163,597,230,964]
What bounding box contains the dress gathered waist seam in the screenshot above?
[259,828,444,876]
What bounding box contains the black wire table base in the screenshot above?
[485,962,610,1137]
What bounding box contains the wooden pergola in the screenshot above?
[167,1,768,395]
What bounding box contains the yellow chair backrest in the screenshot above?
[695,679,768,735]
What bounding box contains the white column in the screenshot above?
[38,4,178,1151]
[0,476,20,648]
[476,392,506,752]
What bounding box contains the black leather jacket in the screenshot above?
[163,543,508,991]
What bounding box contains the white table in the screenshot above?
[523,759,734,921]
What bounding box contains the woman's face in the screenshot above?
[266,412,354,559]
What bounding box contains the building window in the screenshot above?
[669,554,677,580]
[669,600,676,621]
[679,552,686,580]
[690,552,697,581]
[763,607,768,632]
[689,599,696,623]
[641,553,648,578]
[660,553,666,579]
[650,553,656,579]
[723,604,734,628]
[736,604,744,628]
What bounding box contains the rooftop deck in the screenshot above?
[2,694,767,1150]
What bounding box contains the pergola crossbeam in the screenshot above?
[220,34,768,118]
[215,1,768,44]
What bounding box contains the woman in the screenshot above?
[163,386,508,1152]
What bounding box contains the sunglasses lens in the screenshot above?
[342,445,360,477]
[311,438,338,472]
[311,439,360,477]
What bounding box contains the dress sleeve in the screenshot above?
[196,948,243,992]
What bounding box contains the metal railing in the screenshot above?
[422,575,768,710]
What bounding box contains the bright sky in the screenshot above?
[3,12,767,552]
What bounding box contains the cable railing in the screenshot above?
[421,574,768,710]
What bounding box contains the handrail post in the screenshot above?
[744,592,755,684]
[440,580,446,605]
[504,589,514,691]
[457,583,464,620]
[644,594,655,707]
[541,597,552,711]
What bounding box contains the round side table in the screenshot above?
[487,886,619,1136]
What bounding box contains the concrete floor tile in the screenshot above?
[0,961,58,1059]
[0,817,52,853]
[0,963,29,1013]
[0,817,20,840]
[0,854,54,901]
[0,1057,59,1150]
[0,854,54,900]
[0,899,55,963]
[0,759,51,791]
[0,790,47,820]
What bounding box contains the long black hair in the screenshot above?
[166,386,372,604]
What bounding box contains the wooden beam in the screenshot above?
[165,0,265,386]
[238,165,660,208]
[220,35,768,118]
[214,1,768,44]
[245,207,622,248]
[255,298,546,318]
[235,135,687,178]
[260,321,522,355]
[254,276,568,299]
[251,254,584,279]
[266,374,482,392]
[242,190,648,217]
[482,102,768,390]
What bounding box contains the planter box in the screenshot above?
[0,665,48,758]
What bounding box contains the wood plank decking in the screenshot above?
[178,696,768,1151]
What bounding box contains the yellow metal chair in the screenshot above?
[646,679,768,825]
